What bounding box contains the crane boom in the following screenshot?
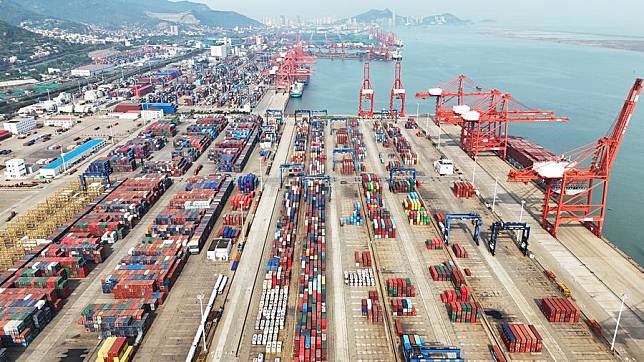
[507,78,642,237]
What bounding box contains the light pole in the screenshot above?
[416,103,419,121]
[60,148,67,174]
[492,178,498,212]
[259,157,263,190]
[239,200,245,244]
[196,293,207,352]
[611,293,627,352]
[437,123,442,149]
[471,157,477,186]
[519,200,526,222]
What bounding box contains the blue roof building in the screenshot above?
[40,138,106,177]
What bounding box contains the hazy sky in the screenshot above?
[185,0,644,30]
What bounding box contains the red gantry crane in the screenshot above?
[358,62,374,117]
[416,74,489,125]
[275,42,316,91]
[390,61,406,117]
[508,78,642,237]
[459,90,568,159]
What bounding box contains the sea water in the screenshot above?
[288,26,644,265]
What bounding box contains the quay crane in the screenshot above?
[358,62,375,117]
[390,61,406,118]
[415,75,488,125]
[508,78,642,237]
[416,75,567,159]
[459,90,567,159]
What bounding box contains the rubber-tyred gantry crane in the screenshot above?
[390,61,406,118]
[358,62,374,117]
[460,90,568,159]
[416,75,488,125]
[508,78,643,237]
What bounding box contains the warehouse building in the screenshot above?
[43,116,78,129]
[39,138,107,178]
[3,117,36,135]
[71,64,115,77]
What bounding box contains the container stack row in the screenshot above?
[344,269,375,287]
[402,192,430,225]
[384,123,417,165]
[361,291,383,323]
[353,250,371,268]
[446,301,481,323]
[237,173,258,195]
[425,238,444,250]
[78,300,152,343]
[307,119,326,176]
[387,278,416,297]
[294,118,328,361]
[186,176,233,254]
[451,243,469,258]
[95,336,134,362]
[141,156,192,177]
[540,297,580,323]
[294,177,329,362]
[391,298,417,316]
[500,323,543,353]
[253,176,301,351]
[85,173,232,349]
[452,181,475,199]
[342,202,363,226]
[361,174,397,239]
[209,117,260,172]
[172,135,213,162]
[186,116,228,138]
[0,176,171,347]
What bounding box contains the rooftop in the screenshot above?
[42,138,105,170]
[73,64,115,71]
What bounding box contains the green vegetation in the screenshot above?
[0,0,88,32]
[0,20,93,81]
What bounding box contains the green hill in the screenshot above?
[15,0,261,28]
[0,0,88,32]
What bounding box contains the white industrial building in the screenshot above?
[210,44,229,59]
[71,64,115,77]
[3,117,36,134]
[44,116,77,128]
[207,238,232,261]
[141,109,164,121]
[4,159,27,179]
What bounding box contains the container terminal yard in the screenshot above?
[0,29,642,362]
